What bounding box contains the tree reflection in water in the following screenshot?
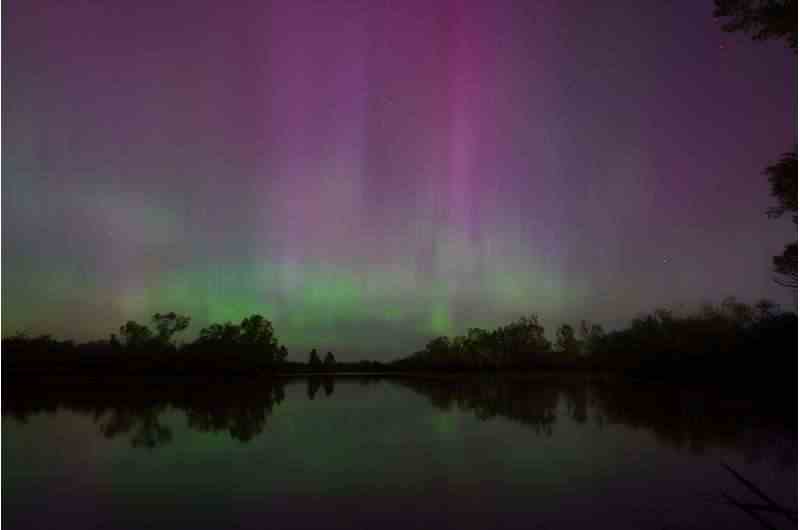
[3,377,290,448]
[2,375,794,462]
[394,375,795,463]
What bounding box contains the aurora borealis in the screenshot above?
[3,1,797,359]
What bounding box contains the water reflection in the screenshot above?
[2,375,794,459]
[3,377,291,447]
[395,377,562,436]
[306,376,336,400]
[98,405,172,449]
[399,376,795,461]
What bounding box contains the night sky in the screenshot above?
[3,1,797,359]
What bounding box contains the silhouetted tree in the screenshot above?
[240,315,276,348]
[579,320,605,355]
[714,0,797,48]
[324,351,336,369]
[197,322,241,344]
[766,153,798,220]
[773,243,798,288]
[764,153,798,288]
[499,315,552,364]
[556,324,580,355]
[152,312,191,347]
[721,296,755,325]
[398,314,552,369]
[308,349,322,369]
[189,314,288,370]
[589,297,796,385]
[239,314,282,362]
[277,345,289,363]
[755,298,779,319]
[118,321,153,349]
[579,320,590,342]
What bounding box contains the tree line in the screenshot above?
[394,297,796,388]
[4,297,795,385]
[2,312,356,375]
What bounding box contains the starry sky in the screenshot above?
[3,1,797,359]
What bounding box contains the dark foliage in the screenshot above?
[765,153,798,288]
[589,298,797,391]
[773,242,798,288]
[152,312,191,346]
[555,324,580,356]
[714,0,798,48]
[4,300,795,393]
[766,153,798,221]
[308,348,322,369]
[393,298,796,393]
[324,351,336,369]
[185,314,287,371]
[395,314,553,370]
[3,313,290,375]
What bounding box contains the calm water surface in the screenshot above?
[3,376,796,529]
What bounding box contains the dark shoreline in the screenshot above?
[3,368,794,417]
